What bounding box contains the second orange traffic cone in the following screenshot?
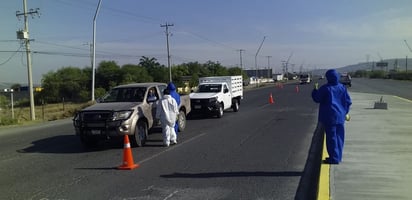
[269,93,274,104]
[118,135,139,170]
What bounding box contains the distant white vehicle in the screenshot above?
[299,74,312,84]
[190,76,243,118]
[273,74,284,82]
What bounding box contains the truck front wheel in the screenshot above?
[131,121,148,147]
[216,103,224,118]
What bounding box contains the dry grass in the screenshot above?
[0,102,93,126]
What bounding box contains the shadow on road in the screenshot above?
[15,134,123,154]
[294,122,324,200]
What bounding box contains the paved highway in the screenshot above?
[0,81,328,200]
[349,77,412,100]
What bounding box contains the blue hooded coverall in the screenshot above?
[312,69,352,164]
[167,82,181,134]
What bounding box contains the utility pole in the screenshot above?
[266,56,272,78]
[237,49,244,74]
[406,56,408,72]
[92,0,102,102]
[16,0,40,121]
[404,40,411,72]
[238,49,245,77]
[161,22,174,82]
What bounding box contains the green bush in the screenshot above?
[0,117,18,126]
[369,70,386,79]
[391,72,412,80]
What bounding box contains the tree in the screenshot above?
[186,62,201,76]
[203,61,228,76]
[172,64,189,87]
[121,64,152,83]
[11,84,21,92]
[96,61,122,90]
[40,67,89,103]
[40,71,62,103]
[181,62,202,87]
[139,56,168,82]
[228,67,242,76]
[0,95,9,110]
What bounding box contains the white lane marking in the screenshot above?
[163,190,179,200]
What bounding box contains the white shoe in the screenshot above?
[171,140,177,145]
[163,143,170,147]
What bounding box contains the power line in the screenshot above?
[0,46,23,66]
[179,29,237,50]
[54,0,162,24]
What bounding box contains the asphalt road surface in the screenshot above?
[0,81,334,200]
[349,77,412,100]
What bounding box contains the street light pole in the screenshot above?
[92,0,102,102]
[255,36,266,87]
[3,89,14,119]
[266,55,272,78]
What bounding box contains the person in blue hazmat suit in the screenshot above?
[156,89,179,147]
[167,82,181,135]
[312,69,352,164]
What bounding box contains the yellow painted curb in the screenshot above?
[317,137,330,200]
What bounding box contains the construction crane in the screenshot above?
[377,52,383,62]
[282,51,293,75]
[404,40,412,53]
[375,52,387,71]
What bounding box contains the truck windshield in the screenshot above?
[198,84,222,93]
[101,87,146,102]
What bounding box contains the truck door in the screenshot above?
[222,84,231,109]
[152,85,167,126]
[147,87,160,126]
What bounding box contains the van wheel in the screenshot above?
[131,121,148,147]
[178,110,186,132]
[216,103,224,118]
[232,99,239,112]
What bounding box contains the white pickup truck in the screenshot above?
[189,76,243,118]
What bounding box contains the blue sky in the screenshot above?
[1,0,412,84]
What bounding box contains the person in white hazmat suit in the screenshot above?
[156,89,179,147]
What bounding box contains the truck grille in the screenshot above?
[81,111,112,122]
[190,99,210,107]
[190,98,218,112]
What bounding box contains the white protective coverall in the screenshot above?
[156,94,179,146]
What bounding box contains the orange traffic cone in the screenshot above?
[269,93,274,104]
[118,135,139,170]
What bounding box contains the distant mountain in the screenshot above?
[313,58,412,75]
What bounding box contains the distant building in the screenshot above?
[244,69,272,79]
